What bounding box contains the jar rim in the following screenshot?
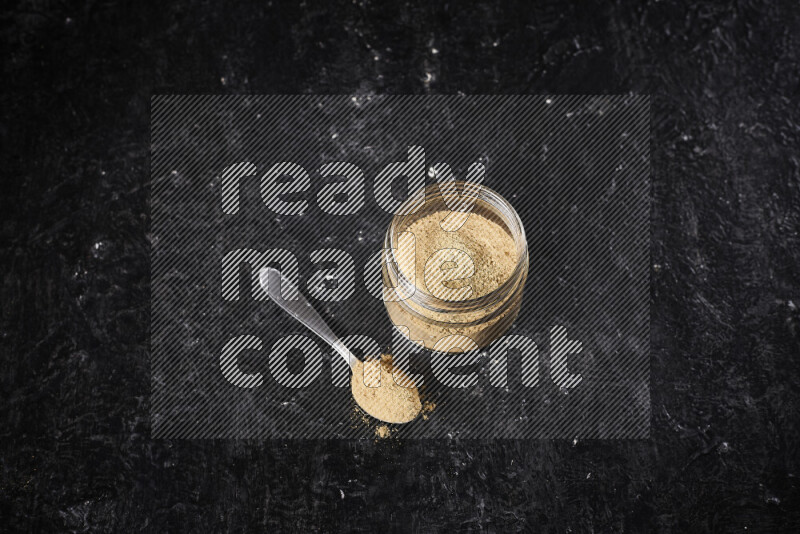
[383,182,529,315]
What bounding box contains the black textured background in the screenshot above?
[2,0,799,531]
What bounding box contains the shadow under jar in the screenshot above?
[381,183,529,353]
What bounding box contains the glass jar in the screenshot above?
[381,183,529,353]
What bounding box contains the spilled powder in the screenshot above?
[421,401,436,421]
[397,211,517,299]
[351,354,422,424]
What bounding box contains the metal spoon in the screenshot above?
[259,267,422,425]
[259,267,358,371]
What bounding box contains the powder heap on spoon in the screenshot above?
[350,354,422,424]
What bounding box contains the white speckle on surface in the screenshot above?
[340,489,344,499]
[91,241,108,259]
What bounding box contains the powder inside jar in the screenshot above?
[383,188,528,353]
[397,211,518,300]
[350,354,422,424]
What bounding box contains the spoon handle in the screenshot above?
[259,267,357,370]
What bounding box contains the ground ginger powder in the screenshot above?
[350,354,422,424]
[384,206,525,351]
[397,212,517,299]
